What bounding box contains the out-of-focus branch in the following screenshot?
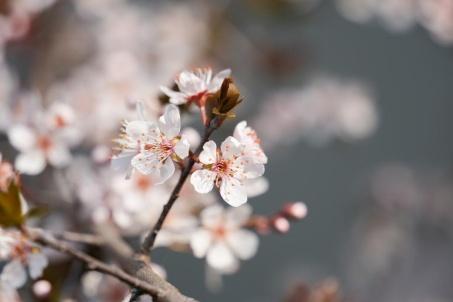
[140,122,218,255]
[26,228,199,302]
[50,229,104,245]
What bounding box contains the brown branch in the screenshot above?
[50,229,104,245]
[26,228,199,302]
[140,123,217,255]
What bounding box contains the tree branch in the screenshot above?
[140,123,217,255]
[26,228,199,302]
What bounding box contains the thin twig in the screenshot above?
[27,228,165,298]
[140,123,217,255]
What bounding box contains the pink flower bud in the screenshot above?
[284,202,308,220]
[273,216,290,233]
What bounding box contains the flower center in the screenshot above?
[135,175,152,192]
[188,90,208,106]
[144,140,174,161]
[54,114,67,128]
[213,225,227,239]
[213,160,229,175]
[37,136,53,152]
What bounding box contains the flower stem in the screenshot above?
[139,122,217,255]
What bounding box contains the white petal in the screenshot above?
[174,137,190,159]
[199,141,217,165]
[233,121,247,141]
[200,205,224,228]
[1,260,27,288]
[190,229,213,258]
[231,156,264,180]
[111,152,135,173]
[8,125,36,152]
[206,242,238,274]
[220,177,247,207]
[226,229,259,260]
[208,69,231,92]
[126,121,154,140]
[220,136,242,160]
[15,151,46,175]
[131,153,160,175]
[225,204,252,228]
[159,104,180,139]
[190,169,216,194]
[242,161,265,179]
[155,158,175,185]
[27,253,48,279]
[244,177,269,198]
[47,144,71,167]
[160,86,188,105]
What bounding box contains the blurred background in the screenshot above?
[1,0,453,301]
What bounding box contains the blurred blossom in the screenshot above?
[337,0,453,45]
[0,229,49,289]
[0,0,56,44]
[418,0,453,45]
[190,205,259,274]
[7,101,80,175]
[337,0,417,32]
[345,164,453,301]
[253,77,378,150]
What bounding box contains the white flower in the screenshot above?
[160,68,231,105]
[190,205,259,274]
[8,124,72,175]
[0,231,48,289]
[112,104,190,184]
[190,137,264,207]
[233,121,268,164]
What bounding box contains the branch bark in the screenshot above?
[27,228,199,302]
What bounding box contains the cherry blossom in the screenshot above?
[190,136,265,207]
[234,121,268,165]
[190,205,259,274]
[160,68,231,105]
[0,230,48,289]
[112,104,190,183]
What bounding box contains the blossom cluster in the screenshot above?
[337,0,453,45]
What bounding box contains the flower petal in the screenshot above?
[206,242,239,274]
[15,151,46,175]
[220,177,247,207]
[200,205,224,228]
[220,136,242,160]
[27,253,48,279]
[126,121,154,141]
[208,69,231,92]
[159,104,180,139]
[174,137,190,159]
[131,153,160,175]
[111,151,135,173]
[226,229,259,260]
[190,169,216,194]
[190,229,213,258]
[160,86,188,105]
[225,204,252,228]
[198,141,217,165]
[244,177,269,198]
[8,125,36,152]
[47,143,71,167]
[155,158,175,185]
[1,260,27,288]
